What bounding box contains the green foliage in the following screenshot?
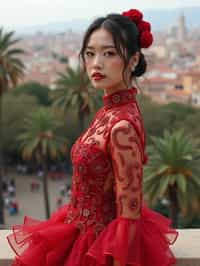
[137,93,166,139]
[176,111,200,141]
[59,56,68,64]
[0,27,26,224]
[161,102,195,124]
[2,93,39,152]
[178,213,200,228]
[139,96,197,142]
[50,67,101,114]
[0,27,25,94]
[13,81,51,106]
[17,107,67,162]
[144,129,200,220]
[50,67,102,133]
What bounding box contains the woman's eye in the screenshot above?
[85,51,94,57]
[104,51,116,56]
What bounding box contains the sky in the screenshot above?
[1,0,200,29]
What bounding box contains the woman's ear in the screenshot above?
[129,52,140,70]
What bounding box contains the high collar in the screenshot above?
[103,87,137,109]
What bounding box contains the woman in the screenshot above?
[7,8,178,266]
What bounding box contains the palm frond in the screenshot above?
[144,128,200,216]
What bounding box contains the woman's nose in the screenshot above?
[93,55,103,68]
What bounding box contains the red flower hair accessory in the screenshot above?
[122,9,153,48]
[122,9,143,24]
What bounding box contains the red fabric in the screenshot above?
[7,203,178,266]
[85,203,178,266]
[7,88,178,266]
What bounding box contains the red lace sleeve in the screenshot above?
[109,119,143,266]
[109,119,143,220]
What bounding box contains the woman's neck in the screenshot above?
[103,84,132,96]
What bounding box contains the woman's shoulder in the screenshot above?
[112,101,142,125]
[109,102,146,144]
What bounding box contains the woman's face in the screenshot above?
[83,28,132,95]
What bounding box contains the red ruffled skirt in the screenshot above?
[7,203,178,266]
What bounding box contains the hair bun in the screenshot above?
[133,52,147,77]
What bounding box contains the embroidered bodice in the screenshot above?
[65,87,148,236]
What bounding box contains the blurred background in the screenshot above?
[0,0,200,229]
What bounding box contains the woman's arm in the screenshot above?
[109,119,143,266]
[109,119,143,220]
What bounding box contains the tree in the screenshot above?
[177,111,200,141]
[144,129,200,228]
[18,108,67,218]
[0,27,25,224]
[50,67,101,133]
[160,102,195,129]
[2,93,39,166]
[138,97,196,141]
[13,81,51,106]
[137,93,165,140]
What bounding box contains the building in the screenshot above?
[177,13,187,42]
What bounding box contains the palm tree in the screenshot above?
[50,67,100,133]
[0,27,25,225]
[18,108,67,218]
[144,129,200,228]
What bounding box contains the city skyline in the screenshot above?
[0,0,200,29]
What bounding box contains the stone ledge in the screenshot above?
[0,229,200,266]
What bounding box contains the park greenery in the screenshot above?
[0,27,25,224]
[0,28,200,227]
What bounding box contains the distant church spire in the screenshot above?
[177,12,187,42]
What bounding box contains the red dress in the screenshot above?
[7,88,178,266]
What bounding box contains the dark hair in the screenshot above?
[79,13,147,85]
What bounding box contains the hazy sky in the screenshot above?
[1,0,199,29]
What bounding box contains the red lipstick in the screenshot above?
[92,72,106,81]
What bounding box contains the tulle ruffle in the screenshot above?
[84,203,178,266]
[7,203,178,266]
[7,205,80,266]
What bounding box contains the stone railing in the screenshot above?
[0,229,200,266]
